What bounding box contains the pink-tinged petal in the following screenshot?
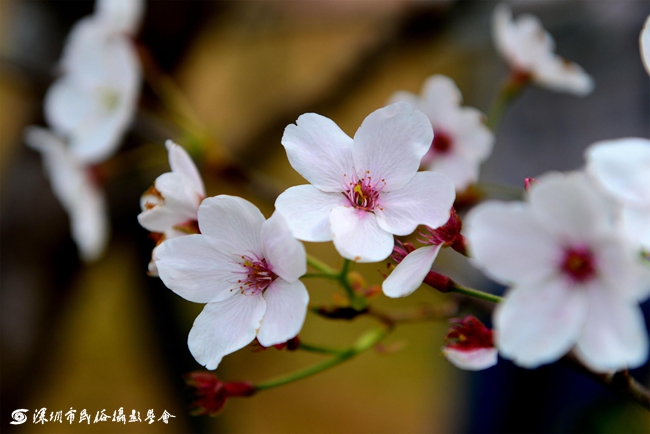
[274,185,345,242]
[585,138,650,208]
[375,171,455,236]
[188,294,266,370]
[443,347,498,371]
[465,201,558,285]
[166,140,205,197]
[574,285,649,372]
[95,0,145,35]
[534,56,594,96]
[495,279,588,368]
[352,102,433,192]
[257,279,309,347]
[197,196,264,254]
[261,212,306,283]
[642,15,650,76]
[329,206,394,263]
[44,76,97,136]
[530,172,614,241]
[155,235,241,303]
[419,75,463,126]
[281,113,354,192]
[382,245,442,298]
[426,153,480,193]
[137,172,199,233]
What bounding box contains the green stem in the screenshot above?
[255,328,389,391]
[306,254,338,276]
[486,72,530,131]
[298,342,346,355]
[448,283,503,304]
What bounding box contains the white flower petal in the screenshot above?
[274,185,345,242]
[352,102,432,192]
[166,140,205,197]
[281,113,354,192]
[197,196,264,255]
[24,127,109,262]
[585,138,650,208]
[419,75,463,126]
[426,153,481,193]
[329,206,394,263]
[188,294,266,370]
[495,279,589,368]
[261,212,306,283]
[443,347,498,371]
[642,15,650,76]
[95,0,145,35]
[575,285,649,372]
[155,235,241,303]
[622,206,650,252]
[44,76,97,136]
[465,201,558,285]
[534,56,594,96]
[137,172,199,233]
[257,279,309,347]
[382,245,442,298]
[530,172,613,241]
[375,171,455,236]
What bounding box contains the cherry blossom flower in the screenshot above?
[155,195,309,370]
[45,13,141,164]
[25,127,109,262]
[492,3,594,96]
[585,138,650,253]
[443,316,498,371]
[138,141,205,276]
[275,102,456,263]
[465,171,649,371]
[388,75,494,192]
[641,15,650,75]
[382,209,464,298]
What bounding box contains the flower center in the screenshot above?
[421,130,454,166]
[99,87,121,112]
[560,247,596,283]
[343,173,385,212]
[235,254,277,296]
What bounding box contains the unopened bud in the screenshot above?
[442,316,497,371]
[524,177,539,191]
[185,372,256,416]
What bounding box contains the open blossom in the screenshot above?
[155,196,309,370]
[585,138,650,253]
[275,102,456,263]
[138,141,205,276]
[45,10,141,164]
[388,75,494,192]
[25,127,109,262]
[443,316,498,371]
[466,172,649,372]
[492,3,593,96]
[382,209,463,298]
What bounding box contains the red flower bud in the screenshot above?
[185,372,256,416]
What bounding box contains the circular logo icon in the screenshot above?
[10,409,29,425]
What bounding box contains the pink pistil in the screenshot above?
[560,247,596,284]
[343,173,386,212]
[234,254,277,295]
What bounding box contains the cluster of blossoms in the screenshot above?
[25,0,144,261]
[131,3,650,413]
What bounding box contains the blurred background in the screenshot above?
[1,0,649,432]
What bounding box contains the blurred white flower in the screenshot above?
[45,16,141,164]
[466,172,648,372]
[275,102,455,263]
[492,3,594,96]
[585,138,650,253]
[155,196,309,370]
[641,15,650,75]
[443,316,498,371]
[25,127,109,262]
[95,0,145,36]
[388,75,494,192]
[138,140,206,276]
